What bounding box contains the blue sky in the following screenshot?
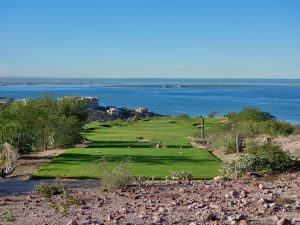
[0,0,299,78]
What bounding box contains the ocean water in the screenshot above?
[0,79,300,123]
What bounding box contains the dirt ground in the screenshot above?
[6,149,65,180]
[275,135,300,160]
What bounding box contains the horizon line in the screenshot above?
[1,76,300,80]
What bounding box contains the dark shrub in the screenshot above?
[228,107,275,122]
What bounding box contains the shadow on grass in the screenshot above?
[83,128,96,133]
[49,153,219,166]
[87,141,191,149]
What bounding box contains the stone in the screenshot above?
[214,222,223,225]
[119,207,128,214]
[107,214,112,221]
[158,207,166,213]
[152,215,161,223]
[258,184,264,190]
[236,214,247,220]
[227,216,236,222]
[257,197,266,205]
[214,176,225,181]
[239,220,248,225]
[271,215,280,221]
[114,215,123,220]
[277,218,291,225]
[292,217,300,223]
[240,191,247,198]
[230,190,238,197]
[81,205,90,210]
[67,219,78,225]
[205,212,217,221]
[189,222,197,225]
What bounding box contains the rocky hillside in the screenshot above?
[0,173,299,225]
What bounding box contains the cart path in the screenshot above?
[0,149,101,196]
[0,178,100,196]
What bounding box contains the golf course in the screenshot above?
[33,117,221,179]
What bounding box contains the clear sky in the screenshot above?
[0,0,299,78]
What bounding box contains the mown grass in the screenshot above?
[33,117,221,179]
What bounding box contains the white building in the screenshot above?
[135,107,148,113]
[107,107,120,115]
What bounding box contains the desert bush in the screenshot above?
[293,124,300,134]
[233,120,293,137]
[256,120,294,136]
[221,142,300,178]
[2,214,15,223]
[207,108,294,154]
[134,176,148,187]
[99,158,136,191]
[220,154,269,178]
[35,179,67,211]
[228,107,275,122]
[207,129,236,154]
[35,179,85,213]
[169,170,193,181]
[246,142,300,172]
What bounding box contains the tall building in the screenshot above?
[64,96,99,109]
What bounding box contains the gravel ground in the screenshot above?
[0,173,299,225]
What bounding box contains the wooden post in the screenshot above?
[201,117,205,142]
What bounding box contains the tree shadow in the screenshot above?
[87,140,191,149]
[50,153,219,166]
[87,140,150,148]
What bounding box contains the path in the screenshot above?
[0,179,100,196]
[6,149,65,180]
[0,149,68,195]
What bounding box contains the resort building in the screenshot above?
[135,107,148,113]
[107,107,120,116]
[0,97,14,105]
[64,96,99,109]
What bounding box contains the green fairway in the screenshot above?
[33,117,221,179]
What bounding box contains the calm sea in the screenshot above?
[0,78,300,124]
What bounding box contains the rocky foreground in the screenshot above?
[0,173,299,225]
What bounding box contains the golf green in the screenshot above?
[33,117,221,179]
